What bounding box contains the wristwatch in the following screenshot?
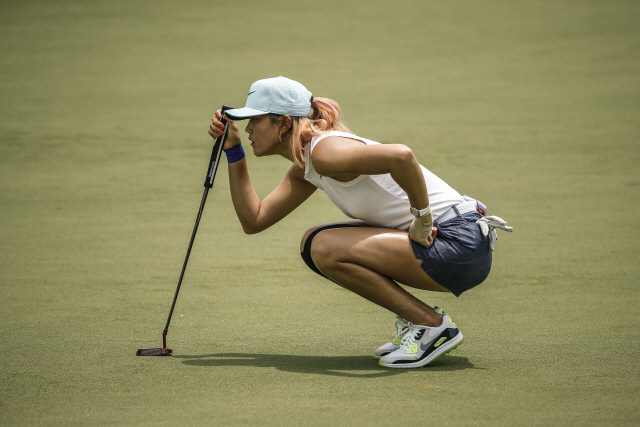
[410,206,431,217]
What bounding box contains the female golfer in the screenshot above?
[208,77,511,368]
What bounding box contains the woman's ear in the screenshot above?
[280,115,292,132]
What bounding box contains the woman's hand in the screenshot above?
[409,215,438,248]
[209,109,241,150]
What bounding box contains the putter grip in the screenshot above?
[204,105,234,188]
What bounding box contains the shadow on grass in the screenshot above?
[173,353,479,377]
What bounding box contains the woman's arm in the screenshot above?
[311,136,429,210]
[209,111,317,234]
[312,136,436,247]
[228,160,317,234]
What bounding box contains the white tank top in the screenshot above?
[304,131,465,231]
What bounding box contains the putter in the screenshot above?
[137,105,233,356]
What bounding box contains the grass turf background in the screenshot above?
[1,0,639,425]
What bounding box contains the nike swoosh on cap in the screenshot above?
[248,91,256,95]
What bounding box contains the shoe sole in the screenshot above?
[373,347,398,360]
[378,332,464,369]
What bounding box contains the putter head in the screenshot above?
[136,348,172,356]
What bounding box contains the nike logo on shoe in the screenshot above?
[420,329,459,351]
[420,340,437,352]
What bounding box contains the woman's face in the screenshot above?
[245,115,283,157]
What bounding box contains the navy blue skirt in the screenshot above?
[410,211,492,296]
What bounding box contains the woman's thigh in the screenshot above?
[310,226,451,293]
[299,220,367,252]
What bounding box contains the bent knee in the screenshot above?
[300,226,321,253]
[309,231,341,272]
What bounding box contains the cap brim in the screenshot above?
[224,107,269,121]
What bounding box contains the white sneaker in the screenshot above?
[378,314,463,369]
[373,307,445,359]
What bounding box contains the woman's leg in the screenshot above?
[299,220,367,252]
[303,226,449,327]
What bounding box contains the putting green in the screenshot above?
[1,1,638,425]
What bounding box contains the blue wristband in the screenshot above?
[224,144,245,163]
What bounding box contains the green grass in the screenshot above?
[1,1,639,425]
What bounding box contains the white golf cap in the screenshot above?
[225,76,313,120]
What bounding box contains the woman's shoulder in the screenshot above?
[308,130,341,150]
[310,131,378,146]
[310,130,348,143]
